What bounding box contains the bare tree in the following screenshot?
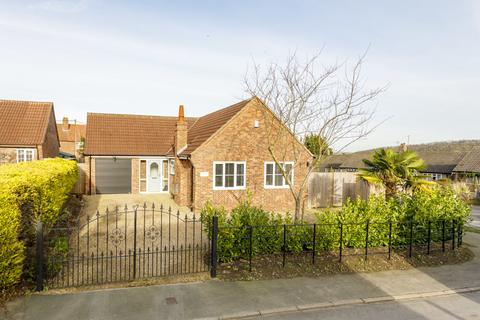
[245,51,385,221]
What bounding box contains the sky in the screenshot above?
[0,0,479,151]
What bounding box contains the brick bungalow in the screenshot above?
[84,97,312,212]
[0,100,60,164]
[56,117,86,160]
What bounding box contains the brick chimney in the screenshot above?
[175,105,188,154]
[62,117,70,131]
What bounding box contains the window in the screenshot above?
[17,149,35,163]
[169,159,175,175]
[264,162,293,188]
[213,161,246,189]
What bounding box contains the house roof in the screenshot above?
[84,99,252,156]
[56,123,86,142]
[0,99,54,146]
[453,146,480,173]
[180,99,252,155]
[84,113,198,156]
[318,140,480,174]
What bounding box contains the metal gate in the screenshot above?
[95,158,132,194]
[38,204,210,289]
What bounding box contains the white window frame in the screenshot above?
[16,148,36,163]
[213,161,247,190]
[264,161,294,189]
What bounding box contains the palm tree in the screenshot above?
[358,148,431,198]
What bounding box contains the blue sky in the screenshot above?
[0,0,479,151]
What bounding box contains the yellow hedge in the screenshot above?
[0,159,78,289]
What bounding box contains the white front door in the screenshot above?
[147,160,162,192]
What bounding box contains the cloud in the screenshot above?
[27,0,90,13]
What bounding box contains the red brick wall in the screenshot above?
[40,112,60,159]
[0,147,18,164]
[189,100,312,212]
[172,158,192,207]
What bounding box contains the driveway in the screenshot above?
[4,232,480,320]
[470,206,480,228]
[81,194,192,216]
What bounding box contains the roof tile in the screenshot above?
[0,100,54,145]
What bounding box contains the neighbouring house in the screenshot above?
[0,99,60,164]
[56,117,86,160]
[319,140,480,181]
[84,97,312,212]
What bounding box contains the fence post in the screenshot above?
[133,207,138,279]
[312,224,316,265]
[249,226,253,272]
[210,216,218,278]
[408,221,413,258]
[282,224,287,268]
[365,221,369,261]
[339,223,343,263]
[36,221,44,292]
[442,220,446,252]
[427,221,431,255]
[458,220,463,247]
[388,221,392,260]
[451,220,455,250]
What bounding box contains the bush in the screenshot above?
[0,159,78,289]
[201,185,470,263]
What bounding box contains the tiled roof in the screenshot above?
[453,146,480,173]
[180,99,252,155]
[84,113,197,156]
[0,100,54,145]
[56,123,86,142]
[84,99,252,156]
[318,140,480,174]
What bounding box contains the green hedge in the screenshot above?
[201,186,471,263]
[0,159,78,289]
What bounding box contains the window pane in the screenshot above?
[275,174,283,186]
[215,175,223,187]
[236,163,245,187]
[17,150,24,162]
[285,164,293,183]
[275,164,282,174]
[236,163,244,175]
[26,150,33,161]
[236,175,244,187]
[215,163,223,175]
[266,174,273,186]
[225,163,234,175]
[225,175,234,187]
[266,163,273,175]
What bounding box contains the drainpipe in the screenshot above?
[190,162,195,211]
[89,156,92,195]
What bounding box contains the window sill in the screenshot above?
[264,185,290,189]
[213,187,247,191]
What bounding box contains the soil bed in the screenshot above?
[217,245,474,281]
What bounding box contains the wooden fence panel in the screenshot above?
[73,163,86,194]
[308,172,372,208]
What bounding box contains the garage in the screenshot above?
[95,158,132,194]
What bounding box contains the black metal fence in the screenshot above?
[36,212,463,290]
[208,218,464,276]
[36,204,209,290]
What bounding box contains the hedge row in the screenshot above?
[0,159,78,289]
[200,187,471,263]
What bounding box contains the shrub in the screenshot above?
[0,159,78,289]
[201,184,470,264]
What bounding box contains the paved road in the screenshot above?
[470,206,480,227]
[3,232,480,320]
[263,291,480,320]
